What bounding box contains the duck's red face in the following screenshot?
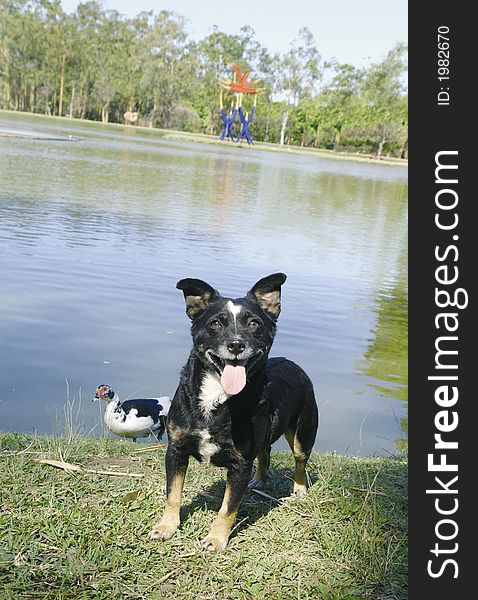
[94,385,114,401]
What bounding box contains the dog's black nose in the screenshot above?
[227,340,246,355]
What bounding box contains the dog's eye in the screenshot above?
[248,319,261,331]
[209,320,222,330]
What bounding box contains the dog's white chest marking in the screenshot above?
[199,372,230,417]
[196,429,220,465]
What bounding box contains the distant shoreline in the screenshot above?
[0,109,408,167]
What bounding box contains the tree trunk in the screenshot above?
[77,83,85,118]
[279,110,289,146]
[377,136,386,158]
[58,54,66,116]
[314,123,320,148]
[3,52,10,108]
[68,85,75,118]
[19,78,25,111]
[398,142,408,159]
[333,128,341,150]
[102,104,109,123]
[264,112,270,142]
[29,81,35,112]
[31,80,37,112]
[150,99,158,128]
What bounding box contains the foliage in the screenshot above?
[0,1,408,157]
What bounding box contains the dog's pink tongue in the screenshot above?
[221,362,246,395]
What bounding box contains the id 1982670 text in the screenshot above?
[437,25,450,106]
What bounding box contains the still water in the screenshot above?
[0,111,408,455]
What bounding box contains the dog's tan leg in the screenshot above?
[149,471,185,540]
[149,447,188,541]
[291,456,308,497]
[201,462,252,552]
[200,480,237,552]
[285,429,309,497]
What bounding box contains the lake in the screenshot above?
[0,111,408,455]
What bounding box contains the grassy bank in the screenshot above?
[0,433,407,599]
[0,110,407,166]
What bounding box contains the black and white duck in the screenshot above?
[94,384,171,442]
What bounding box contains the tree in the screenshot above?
[195,28,247,134]
[0,5,408,156]
[72,1,105,119]
[320,62,363,149]
[122,11,151,117]
[277,27,321,145]
[360,43,408,157]
[140,10,195,128]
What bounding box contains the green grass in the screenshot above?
[0,433,407,599]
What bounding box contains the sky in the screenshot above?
[59,0,407,69]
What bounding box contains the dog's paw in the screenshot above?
[292,484,308,499]
[199,532,229,553]
[148,518,179,541]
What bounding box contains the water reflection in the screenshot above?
[0,112,408,455]
[358,243,408,452]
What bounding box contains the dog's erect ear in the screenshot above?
[247,273,287,319]
[176,278,220,319]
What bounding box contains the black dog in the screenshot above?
[149,273,318,552]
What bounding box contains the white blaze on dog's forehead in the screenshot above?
[226,301,242,323]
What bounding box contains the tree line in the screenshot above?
[0,0,408,158]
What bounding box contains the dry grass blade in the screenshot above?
[122,490,143,503]
[134,444,167,453]
[249,488,283,504]
[36,459,83,474]
[84,468,143,477]
[7,439,37,455]
[37,459,143,478]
